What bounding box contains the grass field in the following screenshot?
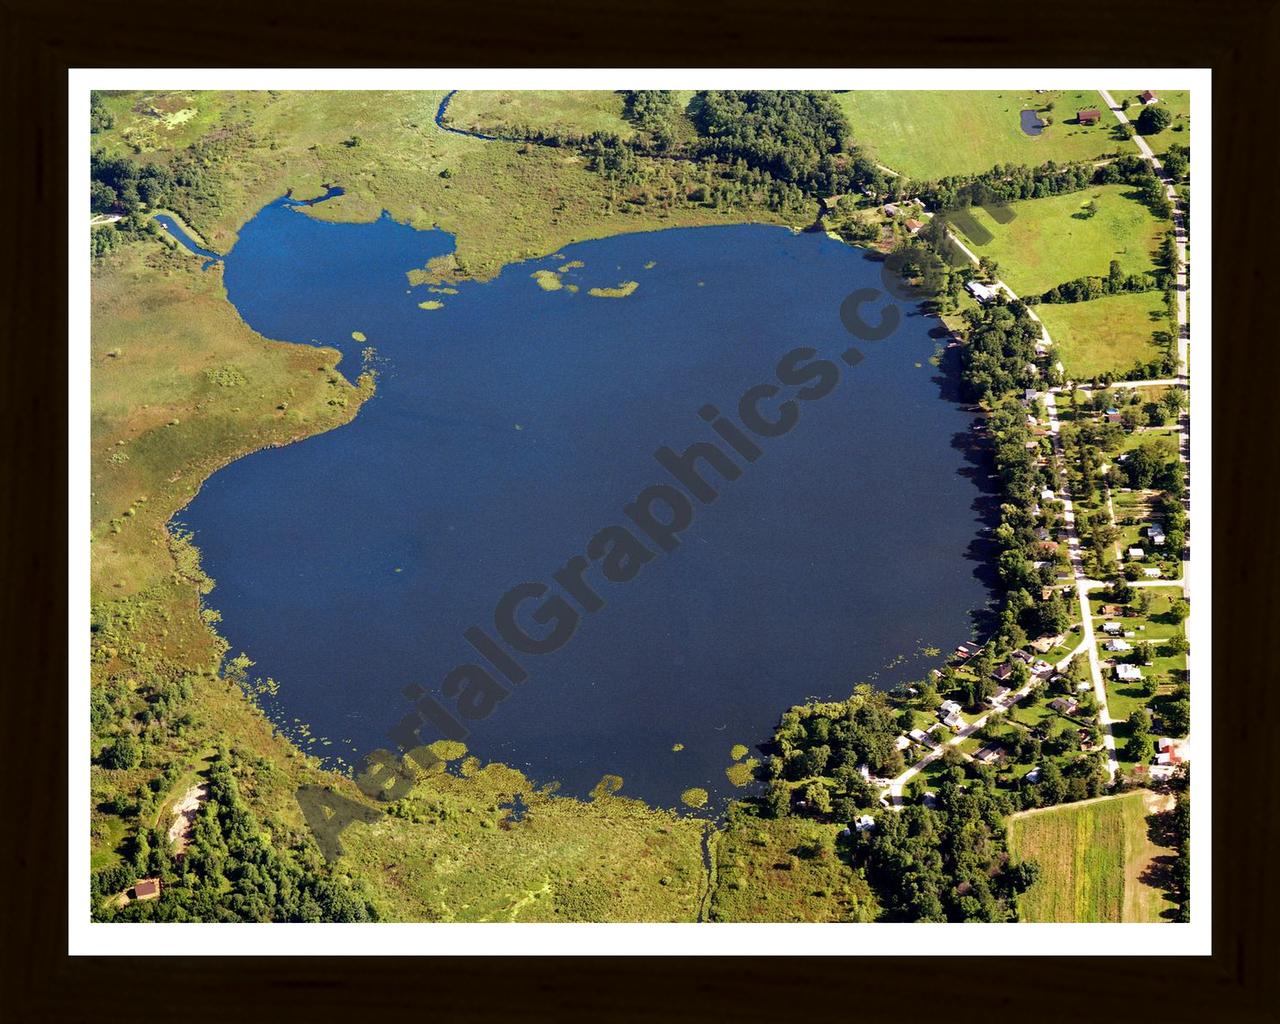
[1109,90,1191,157]
[838,90,1119,181]
[443,90,636,139]
[709,814,878,922]
[952,184,1164,296]
[1037,290,1170,378]
[1008,791,1177,921]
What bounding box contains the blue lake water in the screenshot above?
[178,197,994,810]
[1020,109,1046,136]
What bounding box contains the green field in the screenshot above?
[953,184,1164,296]
[838,90,1119,181]
[444,90,637,139]
[1037,290,1170,378]
[1008,791,1176,921]
[1109,90,1191,157]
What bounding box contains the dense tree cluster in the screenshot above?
[853,775,1036,921]
[94,748,378,923]
[920,159,1099,213]
[956,296,1043,404]
[1031,259,1160,305]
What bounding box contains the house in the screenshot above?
[1024,387,1038,402]
[1143,568,1162,578]
[965,280,998,303]
[1026,766,1042,783]
[993,663,1015,683]
[1012,649,1034,666]
[1104,638,1131,652]
[855,814,877,832]
[1077,109,1102,125]
[1032,659,1053,676]
[939,699,962,717]
[1102,621,1123,634]
[1140,90,1159,105]
[894,734,911,752]
[1100,604,1125,617]
[1156,737,1184,766]
[1149,527,1167,545]
[973,744,1006,765]
[1105,409,1122,424]
[1128,546,1145,560]
[1049,697,1078,715]
[905,218,924,234]
[133,878,161,902]
[910,728,939,749]
[943,711,966,731]
[1115,663,1144,682]
[985,686,1011,707]
[1041,488,1056,501]
[1031,634,1065,654]
[882,202,900,217]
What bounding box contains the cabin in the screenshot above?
[1077,109,1102,125]
[1140,90,1159,105]
[133,878,161,902]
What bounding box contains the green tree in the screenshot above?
[1136,106,1172,135]
[104,732,141,770]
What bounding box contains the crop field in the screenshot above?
[838,90,1119,181]
[1008,791,1176,922]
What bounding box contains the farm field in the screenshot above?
[838,90,1118,181]
[1037,290,1170,378]
[1008,791,1177,922]
[952,184,1165,297]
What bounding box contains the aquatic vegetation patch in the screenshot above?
[671,743,685,752]
[730,744,749,762]
[588,280,639,299]
[351,330,366,342]
[681,787,709,809]
[418,300,445,310]
[531,269,565,292]
[591,774,625,800]
[724,759,759,788]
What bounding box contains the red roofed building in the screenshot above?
[1077,109,1101,125]
[1140,90,1159,105]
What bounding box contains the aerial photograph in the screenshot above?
[86,84,1195,927]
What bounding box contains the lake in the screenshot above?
[178,196,994,811]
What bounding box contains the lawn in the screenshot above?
[1037,290,1170,379]
[1109,90,1191,157]
[952,184,1165,297]
[1008,791,1176,921]
[838,90,1120,181]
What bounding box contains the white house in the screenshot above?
[1115,663,1143,682]
[965,280,998,303]
[1149,526,1166,545]
[939,699,962,716]
[894,734,911,751]
[855,814,877,832]
[1102,621,1123,634]
[1128,546,1145,560]
[1143,568,1162,578]
[1104,638,1131,652]
[1041,488,1056,501]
